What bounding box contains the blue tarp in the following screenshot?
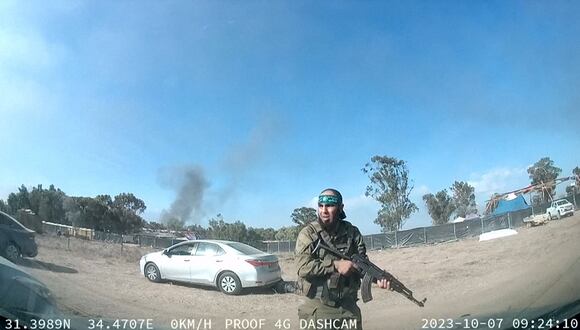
[493,195,530,215]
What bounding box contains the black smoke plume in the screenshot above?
[158,165,209,225]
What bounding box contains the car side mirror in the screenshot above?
[163,249,171,257]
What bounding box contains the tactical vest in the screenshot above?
[302,220,363,306]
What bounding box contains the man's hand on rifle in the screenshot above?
[333,260,391,290]
[377,278,390,290]
[333,259,355,275]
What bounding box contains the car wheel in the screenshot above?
[218,271,242,295]
[145,263,161,283]
[5,242,21,261]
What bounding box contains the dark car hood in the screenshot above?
[0,257,58,318]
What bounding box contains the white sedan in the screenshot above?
[139,240,282,295]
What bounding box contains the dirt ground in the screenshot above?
[18,213,580,330]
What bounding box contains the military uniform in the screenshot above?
[295,219,367,330]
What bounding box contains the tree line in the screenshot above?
[0,184,316,245]
[1,156,577,244]
[0,185,147,234]
[158,208,317,246]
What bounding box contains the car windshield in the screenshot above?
[225,242,266,255]
[1,2,579,330]
[0,212,29,231]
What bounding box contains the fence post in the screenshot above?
[370,235,374,250]
[508,213,512,229]
[121,234,124,254]
[394,230,398,248]
[481,217,485,234]
[453,223,457,240]
[67,236,70,250]
[277,241,280,254]
[424,227,427,244]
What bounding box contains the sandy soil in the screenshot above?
[18,213,580,330]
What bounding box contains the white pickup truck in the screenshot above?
[546,199,575,220]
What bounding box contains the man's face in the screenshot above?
[318,193,343,227]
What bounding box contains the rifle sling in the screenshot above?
[318,230,336,251]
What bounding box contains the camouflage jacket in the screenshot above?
[295,220,367,305]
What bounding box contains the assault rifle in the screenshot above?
[311,238,426,307]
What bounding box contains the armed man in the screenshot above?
[295,188,390,330]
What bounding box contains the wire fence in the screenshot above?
[40,193,578,255]
[264,194,579,254]
[41,223,189,250]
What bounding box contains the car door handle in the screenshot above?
[184,259,190,262]
[215,260,223,262]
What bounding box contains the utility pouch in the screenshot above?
[320,282,336,307]
[299,278,315,298]
[320,272,344,307]
[328,272,341,289]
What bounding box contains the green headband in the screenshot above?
[318,195,341,205]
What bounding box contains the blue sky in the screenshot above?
[1,1,579,235]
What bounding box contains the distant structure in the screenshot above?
[485,176,578,214]
[16,209,44,233]
[42,221,94,240]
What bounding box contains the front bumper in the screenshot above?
[22,242,38,258]
[561,209,574,217]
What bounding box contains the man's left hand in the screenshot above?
[377,278,390,290]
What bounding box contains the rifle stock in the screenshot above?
[312,238,426,307]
